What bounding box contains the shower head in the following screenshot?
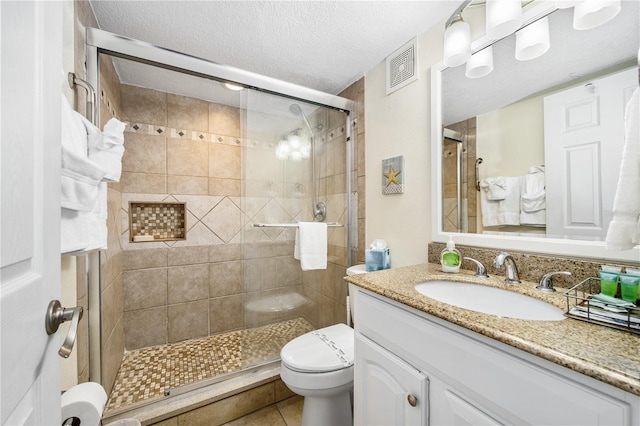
[289,104,303,116]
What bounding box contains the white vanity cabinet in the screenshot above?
[352,286,639,426]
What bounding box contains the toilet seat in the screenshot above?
[281,323,354,373]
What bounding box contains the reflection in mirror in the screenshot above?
[441,3,638,242]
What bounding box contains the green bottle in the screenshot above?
[441,235,461,273]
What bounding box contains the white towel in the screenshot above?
[87,117,125,182]
[520,176,546,226]
[60,95,125,254]
[60,95,107,211]
[606,87,640,251]
[294,222,327,271]
[481,176,520,227]
[479,177,507,200]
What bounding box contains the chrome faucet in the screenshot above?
[463,257,489,278]
[493,252,521,284]
[537,271,572,293]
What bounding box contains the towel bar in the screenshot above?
[252,222,342,228]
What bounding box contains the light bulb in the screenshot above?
[573,0,621,30]
[443,19,471,67]
[466,46,494,79]
[486,0,523,40]
[515,17,550,61]
[287,133,302,149]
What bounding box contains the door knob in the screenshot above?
[45,300,83,358]
[407,394,418,407]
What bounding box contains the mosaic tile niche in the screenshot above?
[129,202,186,242]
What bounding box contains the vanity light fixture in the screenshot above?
[515,16,550,61]
[486,0,523,40]
[443,0,623,78]
[443,14,471,67]
[573,0,621,30]
[465,46,494,78]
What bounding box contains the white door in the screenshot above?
[544,67,637,239]
[354,334,428,426]
[1,1,63,424]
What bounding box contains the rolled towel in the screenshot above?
[479,177,507,201]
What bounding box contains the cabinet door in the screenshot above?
[354,334,428,426]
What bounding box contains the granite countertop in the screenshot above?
[345,263,640,397]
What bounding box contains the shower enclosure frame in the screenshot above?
[84,27,356,386]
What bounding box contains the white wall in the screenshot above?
[477,95,544,178]
[364,23,445,268]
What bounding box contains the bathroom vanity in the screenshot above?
[346,264,640,425]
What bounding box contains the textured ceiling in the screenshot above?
[89,0,460,95]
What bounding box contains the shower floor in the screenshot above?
[105,317,314,414]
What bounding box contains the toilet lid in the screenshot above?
[281,323,354,373]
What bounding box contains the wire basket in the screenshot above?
[563,278,640,335]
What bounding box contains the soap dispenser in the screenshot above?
[441,235,461,273]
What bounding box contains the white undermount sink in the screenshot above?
[414,281,566,321]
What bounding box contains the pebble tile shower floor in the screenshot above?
[105,318,314,414]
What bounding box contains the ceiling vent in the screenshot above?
[386,38,419,95]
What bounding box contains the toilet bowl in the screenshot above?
[280,323,355,426]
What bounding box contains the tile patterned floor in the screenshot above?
[105,318,313,414]
[223,395,304,426]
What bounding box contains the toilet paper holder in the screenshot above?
[45,300,83,358]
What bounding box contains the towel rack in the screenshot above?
[252,222,342,228]
[68,72,97,125]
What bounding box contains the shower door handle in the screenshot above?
[45,300,83,358]
[475,158,483,192]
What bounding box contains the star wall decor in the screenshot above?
[382,155,405,194]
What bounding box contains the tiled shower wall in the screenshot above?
[117,84,352,351]
[443,118,477,234]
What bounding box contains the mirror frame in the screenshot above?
[430,1,640,263]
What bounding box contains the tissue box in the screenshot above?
[365,248,390,272]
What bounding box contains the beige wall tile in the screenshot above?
[101,273,123,341]
[102,318,125,395]
[124,306,167,349]
[123,268,168,311]
[167,138,209,177]
[209,178,241,196]
[209,103,241,137]
[168,175,208,195]
[169,246,210,266]
[150,417,178,426]
[168,264,209,304]
[122,248,168,270]
[243,258,275,291]
[209,243,242,263]
[223,405,286,426]
[209,261,243,297]
[168,93,209,132]
[209,294,244,333]
[209,144,241,179]
[178,382,274,426]
[276,257,302,287]
[274,379,296,402]
[168,300,209,343]
[121,85,167,125]
[201,198,242,243]
[121,172,167,194]
[122,133,166,174]
[276,395,304,426]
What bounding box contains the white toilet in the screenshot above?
[279,265,366,426]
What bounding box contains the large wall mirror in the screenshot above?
[431,1,639,262]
